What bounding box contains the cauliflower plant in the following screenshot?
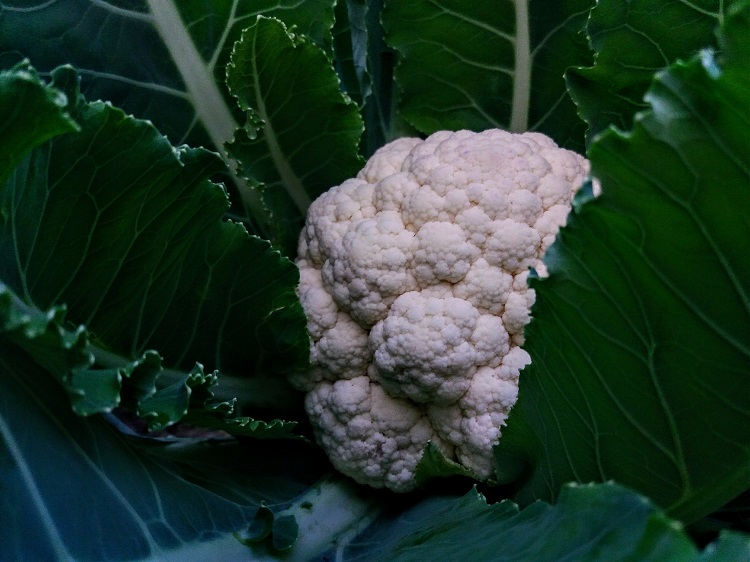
[291,129,589,492]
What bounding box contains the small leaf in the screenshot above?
[414,441,476,485]
[245,504,275,542]
[699,531,750,562]
[238,503,299,551]
[333,0,371,107]
[67,367,122,415]
[333,0,412,157]
[271,514,300,551]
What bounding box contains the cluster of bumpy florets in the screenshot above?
[291,129,589,491]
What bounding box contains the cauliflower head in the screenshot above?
[292,129,589,492]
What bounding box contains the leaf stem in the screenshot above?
[510,0,531,132]
[244,475,381,560]
[146,0,235,156]
[145,0,271,235]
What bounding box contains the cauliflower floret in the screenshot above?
[306,377,452,492]
[370,292,479,404]
[358,137,423,183]
[299,179,376,266]
[293,129,589,491]
[322,211,418,327]
[369,292,511,408]
[503,271,538,345]
[429,363,522,477]
[484,218,542,274]
[453,258,514,315]
[413,222,480,285]
[296,260,338,340]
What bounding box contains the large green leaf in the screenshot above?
[382,0,593,151]
[0,0,335,237]
[0,59,319,561]
[494,4,750,523]
[0,64,308,391]
[0,345,246,561]
[0,322,322,561]
[332,483,749,561]
[226,16,365,256]
[567,0,725,140]
[0,0,333,151]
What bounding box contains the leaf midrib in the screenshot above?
[145,0,237,155]
[510,0,531,132]
[249,19,312,213]
[145,0,271,232]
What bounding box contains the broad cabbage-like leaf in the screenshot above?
[0,60,318,561]
[0,312,321,561]
[0,0,336,239]
[382,0,593,151]
[0,63,308,392]
[494,3,750,523]
[566,0,725,140]
[0,0,333,151]
[327,483,748,561]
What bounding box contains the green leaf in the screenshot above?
[0,344,239,560]
[238,475,381,559]
[0,64,308,386]
[226,16,365,255]
[494,4,750,523]
[244,503,276,543]
[238,503,300,551]
[335,483,747,561]
[0,0,335,238]
[413,441,477,484]
[0,284,323,558]
[332,0,417,158]
[0,62,306,437]
[333,0,371,108]
[0,334,322,560]
[699,531,750,562]
[1,280,298,438]
[382,0,593,150]
[2,282,180,423]
[0,61,78,184]
[0,0,334,152]
[567,0,725,141]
